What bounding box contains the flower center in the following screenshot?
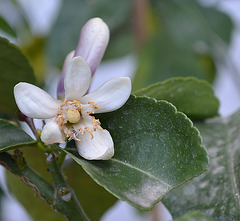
[66,109,80,123]
[56,99,103,142]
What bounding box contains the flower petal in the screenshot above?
[14,82,61,119]
[76,128,114,160]
[41,120,66,145]
[80,77,131,113]
[64,56,91,101]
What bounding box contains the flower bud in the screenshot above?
[74,17,110,75]
[57,51,74,99]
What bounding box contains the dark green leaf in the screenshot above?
[0,37,36,115]
[0,119,36,151]
[63,95,209,210]
[46,0,131,65]
[174,211,215,221]
[134,77,219,120]
[163,109,240,220]
[0,16,16,37]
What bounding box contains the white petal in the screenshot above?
[76,128,114,160]
[14,82,61,119]
[64,56,91,101]
[41,120,66,145]
[80,77,131,113]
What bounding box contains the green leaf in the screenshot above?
[65,159,117,221]
[174,211,215,221]
[134,77,219,120]
[0,119,36,152]
[0,37,36,115]
[163,109,240,220]
[63,95,209,210]
[46,0,131,65]
[0,16,16,37]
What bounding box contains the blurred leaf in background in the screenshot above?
[133,0,233,90]
[0,37,36,117]
[0,16,16,37]
[163,108,240,220]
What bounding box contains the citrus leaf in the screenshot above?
[163,109,240,220]
[174,211,215,221]
[0,37,36,115]
[62,95,209,210]
[0,119,36,152]
[134,77,219,120]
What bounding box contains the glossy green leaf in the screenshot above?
[0,37,36,115]
[65,159,117,221]
[63,95,209,210]
[174,211,215,221]
[0,119,36,152]
[0,16,16,37]
[163,109,240,220]
[46,0,131,65]
[134,77,219,120]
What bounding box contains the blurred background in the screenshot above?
[0,0,239,220]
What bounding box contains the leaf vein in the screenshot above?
[111,158,172,189]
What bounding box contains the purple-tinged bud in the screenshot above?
[18,110,37,137]
[74,17,110,75]
[57,51,74,99]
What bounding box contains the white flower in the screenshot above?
[14,56,131,160]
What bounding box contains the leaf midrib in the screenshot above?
[224,119,240,210]
[111,158,172,189]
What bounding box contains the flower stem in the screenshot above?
[46,153,89,221]
[0,150,89,221]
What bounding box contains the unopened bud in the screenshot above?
[74,17,110,75]
[57,51,74,99]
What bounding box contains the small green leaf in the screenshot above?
[0,119,36,151]
[0,16,16,37]
[174,211,215,221]
[163,109,240,220]
[0,37,36,115]
[134,77,219,120]
[63,95,209,210]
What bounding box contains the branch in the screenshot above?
[0,150,89,221]
[46,153,89,221]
